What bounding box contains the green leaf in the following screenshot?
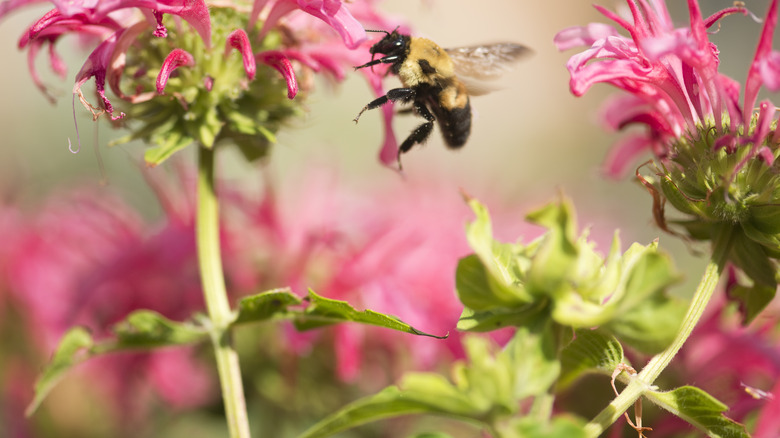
[144,132,194,166]
[297,385,482,438]
[509,416,587,438]
[104,310,208,351]
[293,290,447,339]
[647,386,748,438]
[728,283,777,325]
[605,294,686,354]
[499,323,561,401]
[232,288,303,325]
[456,303,546,332]
[27,312,209,415]
[26,327,94,416]
[558,329,624,390]
[524,197,579,296]
[461,199,534,308]
[730,230,777,288]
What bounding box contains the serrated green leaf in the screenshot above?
[232,288,303,325]
[26,327,94,416]
[558,329,624,390]
[293,290,447,339]
[648,386,748,438]
[27,312,209,415]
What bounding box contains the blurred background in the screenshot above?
[0,0,777,437]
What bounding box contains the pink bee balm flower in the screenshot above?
[0,0,383,164]
[555,0,760,177]
[556,0,780,320]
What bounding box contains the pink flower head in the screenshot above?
[553,0,780,177]
[1,0,378,160]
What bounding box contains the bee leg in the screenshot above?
[397,100,435,165]
[353,88,416,123]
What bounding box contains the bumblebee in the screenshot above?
[353,29,529,165]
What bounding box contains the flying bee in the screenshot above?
[353,29,530,166]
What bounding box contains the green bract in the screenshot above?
[113,8,300,165]
[457,197,685,354]
[644,122,780,322]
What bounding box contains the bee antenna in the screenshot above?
[364,29,390,35]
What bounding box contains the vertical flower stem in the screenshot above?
[197,146,251,438]
[584,226,733,437]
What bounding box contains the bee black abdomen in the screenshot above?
[438,99,471,148]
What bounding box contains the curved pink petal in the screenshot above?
[554,23,619,51]
[261,0,365,49]
[603,133,653,178]
[73,29,124,119]
[225,29,256,80]
[758,50,780,91]
[156,48,195,94]
[257,50,297,99]
[745,0,778,119]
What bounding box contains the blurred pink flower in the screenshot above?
[1,184,214,418]
[224,168,538,382]
[554,0,780,177]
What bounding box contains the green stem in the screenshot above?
[197,146,251,438]
[584,226,733,437]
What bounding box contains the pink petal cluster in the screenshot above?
[555,0,780,177]
[0,0,372,118]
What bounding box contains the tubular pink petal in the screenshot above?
[48,42,66,78]
[263,0,366,49]
[107,21,156,103]
[257,50,297,99]
[153,0,212,47]
[258,0,299,42]
[702,5,748,29]
[745,0,778,120]
[73,30,124,120]
[152,10,167,37]
[281,50,321,72]
[758,51,780,91]
[156,48,195,94]
[603,134,653,178]
[225,29,256,80]
[757,146,775,165]
[248,0,271,28]
[26,42,56,103]
[554,23,619,51]
[593,4,639,42]
[309,53,345,81]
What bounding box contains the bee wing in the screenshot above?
[445,43,531,95]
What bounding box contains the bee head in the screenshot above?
[365,28,408,57]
